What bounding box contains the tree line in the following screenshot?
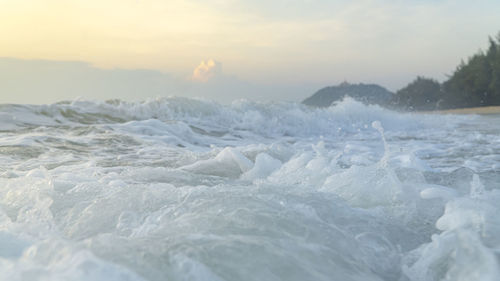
[391,32,500,110]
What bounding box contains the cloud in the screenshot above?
[191,59,222,82]
[0,57,180,104]
[0,57,319,104]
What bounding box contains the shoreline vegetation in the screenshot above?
[304,32,500,112]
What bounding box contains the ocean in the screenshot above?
[0,97,499,281]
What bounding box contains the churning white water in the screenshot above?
[0,97,499,281]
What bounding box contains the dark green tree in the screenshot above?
[392,77,442,110]
[393,31,500,110]
[487,33,500,105]
[442,34,500,108]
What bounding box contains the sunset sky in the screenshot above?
[1,0,500,103]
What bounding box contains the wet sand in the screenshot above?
[431,106,500,115]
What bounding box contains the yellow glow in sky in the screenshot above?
[1,0,235,71]
[1,0,500,88]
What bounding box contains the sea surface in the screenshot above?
[0,97,499,281]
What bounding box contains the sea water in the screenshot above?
[0,97,499,281]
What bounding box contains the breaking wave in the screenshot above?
[0,97,498,280]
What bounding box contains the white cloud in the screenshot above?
[0,57,180,104]
[0,57,319,104]
[191,59,222,82]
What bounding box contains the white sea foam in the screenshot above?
[0,97,498,280]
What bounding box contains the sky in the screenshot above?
[1,0,500,104]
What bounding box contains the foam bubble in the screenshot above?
[0,97,499,280]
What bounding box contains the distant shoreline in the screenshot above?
[425,106,500,115]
